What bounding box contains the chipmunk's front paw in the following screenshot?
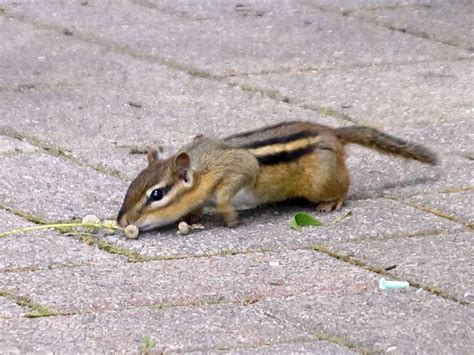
[225,217,240,228]
[217,203,239,228]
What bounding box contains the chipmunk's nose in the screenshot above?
[117,212,129,227]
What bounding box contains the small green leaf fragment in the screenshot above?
[141,336,156,353]
[290,212,322,231]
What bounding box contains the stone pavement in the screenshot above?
[0,0,472,353]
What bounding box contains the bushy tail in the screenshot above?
[334,126,438,165]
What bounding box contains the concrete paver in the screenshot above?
[0,232,123,271]
[339,231,474,303]
[0,249,385,313]
[0,304,313,353]
[350,1,474,49]
[0,298,25,319]
[230,60,474,126]
[222,342,357,354]
[263,291,473,354]
[0,210,122,271]
[0,152,126,221]
[0,208,31,233]
[0,16,343,177]
[347,148,473,198]
[404,191,474,225]
[0,0,467,76]
[305,0,435,11]
[0,135,37,155]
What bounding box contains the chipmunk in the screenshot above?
[117,121,437,231]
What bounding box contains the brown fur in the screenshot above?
[117,121,436,230]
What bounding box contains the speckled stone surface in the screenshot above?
[0,0,472,353]
[0,250,383,313]
[332,232,474,303]
[102,197,462,259]
[0,152,127,221]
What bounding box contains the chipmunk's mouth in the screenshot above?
[134,216,175,232]
[136,224,155,232]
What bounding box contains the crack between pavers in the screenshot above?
[0,294,265,320]
[441,186,474,194]
[452,152,474,161]
[0,9,216,80]
[219,56,473,79]
[384,185,474,200]
[170,340,341,355]
[0,126,129,181]
[310,244,469,306]
[339,228,454,245]
[0,292,370,354]
[0,82,79,93]
[0,261,98,274]
[0,200,467,267]
[312,3,472,52]
[130,0,213,23]
[1,235,468,321]
[0,4,472,132]
[228,81,359,124]
[259,308,372,354]
[69,232,147,262]
[0,204,49,225]
[386,196,473,230]
[0,226,457,274]
[0,204,147,262]
[0,290,71,318]
[0,8,360,126]
[0,203,468,306]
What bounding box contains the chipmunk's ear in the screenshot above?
[174,152,190,171]
[147,146,159,166]
[174,152,193,186]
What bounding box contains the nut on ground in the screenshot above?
[82,214,100,225]
[124,224,140,239]
[178,221,191,235]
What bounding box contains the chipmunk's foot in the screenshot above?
[216,203,239,228]
[225,216,240,228]
[317,200,344,213]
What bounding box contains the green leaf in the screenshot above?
[290,212,322,231]
[141,336,156,352]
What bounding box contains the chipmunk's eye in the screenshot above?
[149,188,163,201]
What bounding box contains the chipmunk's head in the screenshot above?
[117,147,195,231]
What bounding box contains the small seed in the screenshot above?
[178,221,190,235]
[124,224,140,239]
[82,214,100,224]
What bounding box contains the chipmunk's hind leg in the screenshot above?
[304,134,350,212]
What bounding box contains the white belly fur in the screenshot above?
[232,188,260,209]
